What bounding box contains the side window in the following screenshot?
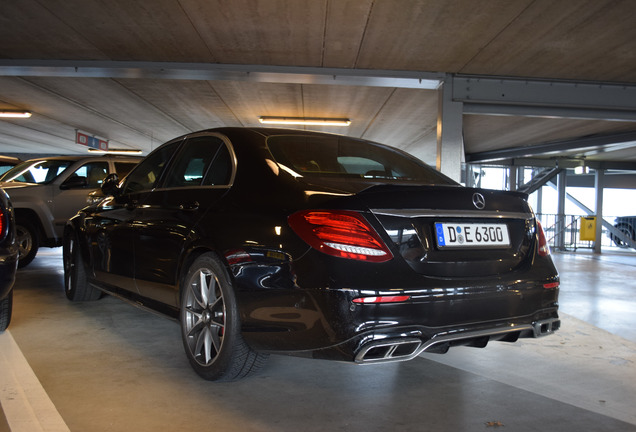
[122,141,181,194]
[202,144,232,186]
[20,160,72,184]
[71,162,109,188]
[0,164,15,176]
[163,135,231,188]
[114,161,139,178]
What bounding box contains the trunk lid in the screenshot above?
[357,184,536,278]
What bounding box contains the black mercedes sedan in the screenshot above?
[1,187,18,331]
[63,127,560,381]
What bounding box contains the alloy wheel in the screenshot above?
[182,268,226,366]
[63,236,75,294]
[15,225,32,259]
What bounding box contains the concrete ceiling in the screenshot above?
[1,0,636,168]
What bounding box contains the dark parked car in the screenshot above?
[64,128,560,381]
[610,216,636,247]
[1,188,18,331]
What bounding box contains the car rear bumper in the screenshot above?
[286,311,560,363]
[234,247,560,361]
[353,316,560,363]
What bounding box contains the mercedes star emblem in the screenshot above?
[472,192,486,209]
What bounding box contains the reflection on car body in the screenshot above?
[0,187,18,331]
[0,155,140,267]
[64,127,560,381]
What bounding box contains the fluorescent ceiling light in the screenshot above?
[0,110,32,118]
[574,165,590,175]
[259,116,351,126]
[88,148,142,155]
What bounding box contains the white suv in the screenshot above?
[0,155,141,267]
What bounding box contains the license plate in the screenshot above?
[435,222,510,248]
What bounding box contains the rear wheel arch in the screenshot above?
[178,247,214,297]
[177,242,235,301]
[14,208,45,237]
[14,209,43,268]
[178,251,267,381]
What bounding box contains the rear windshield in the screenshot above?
[0,159,74,184]
[267,135,456,185]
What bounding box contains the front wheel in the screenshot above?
[63,230,100,301]
[180,253,267,381]
[16,219,39,268]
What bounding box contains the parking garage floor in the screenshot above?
[1,249,636,432]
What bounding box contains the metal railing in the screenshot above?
[536,213,635,252]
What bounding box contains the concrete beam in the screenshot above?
[0,59,444,89]
[453,75,636,112]
[466,131,636,163]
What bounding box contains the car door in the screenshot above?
[133,133,235,308]
[86,141,182,292]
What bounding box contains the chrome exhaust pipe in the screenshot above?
[355,338,422,363]
[533,318,560,336]
[355,320,559,364]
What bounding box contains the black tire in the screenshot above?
[15,219,39,268]
[63,230,100,301]
[180,253,267,381]
[613,225,635,247]
[0,290,12,332]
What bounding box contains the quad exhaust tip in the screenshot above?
[533,318,560,336]
[355,338,423,363]
[355,318,560,364]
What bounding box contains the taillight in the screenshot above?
[0,207,4,240]
[288,210,393,262]
[537,220,550,256]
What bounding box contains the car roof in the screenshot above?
[166,127,350,144]
[21,154,142,164]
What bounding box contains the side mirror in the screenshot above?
[60,175,88,190]
[101,173,120,197]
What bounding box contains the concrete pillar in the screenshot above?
[464,164,474,187]
[594,169,605,254]
[508,167,517,191]
[437,76,463,183]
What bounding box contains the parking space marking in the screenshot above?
[0,331,70,432]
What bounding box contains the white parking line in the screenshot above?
[0,331,70,432]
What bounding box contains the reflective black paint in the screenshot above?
[0,188,18,331]
[67,127,559,364]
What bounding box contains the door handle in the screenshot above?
[179,201,199,211]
